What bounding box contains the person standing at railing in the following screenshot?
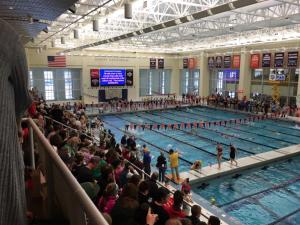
[143,144,152,176]
[169,149,180,182]
[0,18,32,225]
[156,151,167,183]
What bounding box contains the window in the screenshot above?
[139,69,171,97]
[161,71,165,94]
[64,71,73,99]
[185,71,189,94]
[149,71,152,95]
[44,71,54,100]
[29,70,33,90]
[181,69,200,95]
[217,71,223,94]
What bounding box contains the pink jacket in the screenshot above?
[98,196,117,214]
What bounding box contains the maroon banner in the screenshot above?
[223,56,231,68]
[262,53,271,67]
[158,58,164,69]
[150,58,157,69]
[208,57,215,69]
[90,69,99,87]
[215,56,223,68]
[287,52,298,68]
[274,52,284,68]
[183,58,188,69]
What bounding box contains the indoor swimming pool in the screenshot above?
[193,156,300,225]
[99,106,300,225]
[100,106,300,171]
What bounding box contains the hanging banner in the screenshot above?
[250,54,260,69]
[126,69,133,86]
[150,58,157,69]
[90,69,100,87]
[188,58,196,69]
[223,56,232,68]
[208,57,215,69]
[158,58,164,69]
[183,58,189,69]
[262,53,271,67]
[287,52,298,68]
[232,55,240,68]
[274,52,284,68]
[215,56,223,68]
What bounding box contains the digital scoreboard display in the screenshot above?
[99,69,126,86]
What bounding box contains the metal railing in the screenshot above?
[25,118,108,225]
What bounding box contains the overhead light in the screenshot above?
[8,6,13,10]
[74,29,79,39]
[93,19,99,31]
[143,1,147,8]
[61,37,65,44]
[28,16,33,24]
[68,4,77,14]
[124,3,132,19]
[43,27,48,33]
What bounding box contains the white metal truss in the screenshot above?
[28,0,300,53]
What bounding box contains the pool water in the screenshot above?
[192,156,300,225]
[99,106,300,225]
[101,106,300,172]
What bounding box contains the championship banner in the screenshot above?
[188,58,196,69]
[90,69,100,87]
[215,56,223,68]
[262,53,271,67]
[183,58,189,69]
[250,54,260,69]
[150,58,157,69]
[208,57,215,69]
[158,58,164,69]
[274,52,284,68]
[223,56,231,68]
[126,69,133,86]
[287,52,298,68]
[232,55,240,68]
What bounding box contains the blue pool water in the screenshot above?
[100,106,300,225]
[101,106,300,172]
[193,156,300,225]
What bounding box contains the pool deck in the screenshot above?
[179,144,300,185]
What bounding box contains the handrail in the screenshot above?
[26,118,109,225]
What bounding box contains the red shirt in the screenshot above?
[163,196,186,219]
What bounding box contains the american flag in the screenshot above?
[47,55,66,67]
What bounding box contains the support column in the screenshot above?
[238,48,251,100]
[297,66,300,107]
[199,52,209,97]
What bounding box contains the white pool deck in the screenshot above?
[179,144,300,185]
[171,144,300,225]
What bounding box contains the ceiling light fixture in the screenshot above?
[93,19,99,31]
[124,2,132,19]
[68,4,77,14]
[43,27,48,33]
